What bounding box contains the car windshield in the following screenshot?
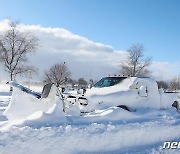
[94,77,127,88]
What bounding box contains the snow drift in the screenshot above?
[3,84,65,120]
[3,77,178,122]
[0,80,180,153]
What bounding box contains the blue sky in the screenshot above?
[0,0,180,62]
[0,0,180,81]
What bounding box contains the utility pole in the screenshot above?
[28,70,32,88]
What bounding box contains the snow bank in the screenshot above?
[3,85,63,120]
[0,82,180,153]
[0,119,180,154]
[0,82,11,91]
[3,77,177,126]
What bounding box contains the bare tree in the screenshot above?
[67,78,77,87]
[157,81,169,90]
[120,44,151,76]
[44,62,71,87]
[88,79,94,88]
[169,76,180,91]
[77,78,88,88]
[0,21,38,81]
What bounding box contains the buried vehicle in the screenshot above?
[65,76,177,113]
[3,76,178,120]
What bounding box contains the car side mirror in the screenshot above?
[138,86,148,97]
[61,87,65,93]
[77,88,86,95]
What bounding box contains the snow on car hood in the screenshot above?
[86,77,136,96]
[81,77,162,110]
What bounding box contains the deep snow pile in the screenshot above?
[3,77,178,122]
[0,80,180,154]
[0,109,180,154]
[3,85,57,120]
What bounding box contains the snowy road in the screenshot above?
[0,92,180,154]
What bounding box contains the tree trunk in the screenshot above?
[10,73,13,91]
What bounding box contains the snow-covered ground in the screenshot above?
[0,83,180,154]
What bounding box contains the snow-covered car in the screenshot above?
[64,76,176,113]
[3,76,178,120]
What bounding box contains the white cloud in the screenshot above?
[0,19,11,33]
[0,20,127,81]
[0,19,179,82]
[150,61,180,81]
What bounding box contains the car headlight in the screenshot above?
[78,97,88,106]
[66,95,76,105]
